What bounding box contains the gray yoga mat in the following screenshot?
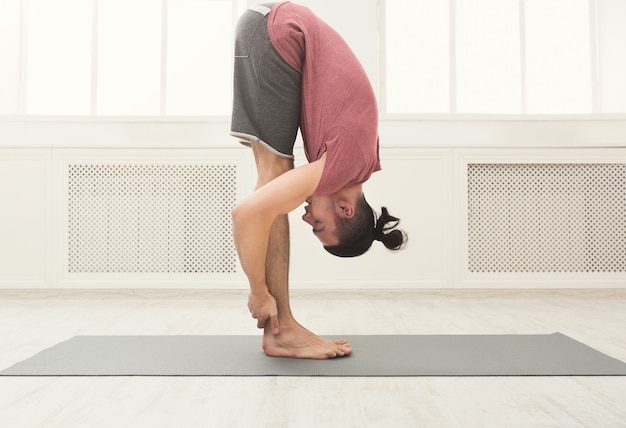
[2,333,626,377]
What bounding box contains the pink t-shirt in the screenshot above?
[267,2,381,196]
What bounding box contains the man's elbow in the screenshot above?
[231,203,243,226]
[231,205,244,243]
[231,202,252,230]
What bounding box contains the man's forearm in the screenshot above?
[232,208,273,294]
[232,158,324,293]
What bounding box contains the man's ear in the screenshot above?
[336,200,355,218]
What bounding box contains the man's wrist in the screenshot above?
[250,283,270,297]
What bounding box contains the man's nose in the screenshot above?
[302,212,313,225]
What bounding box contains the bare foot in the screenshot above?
[262,323,352,359]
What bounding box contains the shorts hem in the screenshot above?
[230,131,295,159]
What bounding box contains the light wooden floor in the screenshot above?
[1,289,625,428]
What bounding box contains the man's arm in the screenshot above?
[231,155,326,332]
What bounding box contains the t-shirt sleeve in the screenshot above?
[313,127,380,196]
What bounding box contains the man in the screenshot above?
[231,2,406,359]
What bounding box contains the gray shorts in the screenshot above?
[230,4,302,159]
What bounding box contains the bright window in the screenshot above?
[385,0,450,113]
[456,0,521,114]
[2,0,234,116]
[166,0,232,115]
[27,0,93,115]
[597,0,626,113]
[0,0,21,115]
[384,0,624,114]
[525,0,591,114]
[3,0,626,117]
[97,0,162,115]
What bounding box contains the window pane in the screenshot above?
[0,0,21,114]
[27,0,92,115]
[386,0,449,113]
[457,0,521,113]
[98,0,161,115]
[525,0,591,114]
[598,0,626,113]
[167,0,232,115]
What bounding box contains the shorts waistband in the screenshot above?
[248,4,272,16]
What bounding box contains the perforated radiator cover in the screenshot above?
[68,164,238,274]
[468,163,626,273]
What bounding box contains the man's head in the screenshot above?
[301,192,407,257]
[301,193,351,247]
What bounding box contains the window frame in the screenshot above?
[9,0,240,118]
[378,0,623,118]
[1,0,625,124]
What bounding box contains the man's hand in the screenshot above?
[248,289,280,334]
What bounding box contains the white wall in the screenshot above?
[1,118,626,289]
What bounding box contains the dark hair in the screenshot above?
[324,195,407,258]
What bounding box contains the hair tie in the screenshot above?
[374,207,397,241]
[374,228,385,242]
[374,207,389,241]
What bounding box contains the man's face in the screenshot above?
[301,196,340,246]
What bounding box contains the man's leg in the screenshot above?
[251,141,294,322]
[250,140,351,359]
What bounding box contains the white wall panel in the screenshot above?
[0,150,50,287]
[289,148,451,288]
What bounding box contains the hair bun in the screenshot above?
[374,207,407,250]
